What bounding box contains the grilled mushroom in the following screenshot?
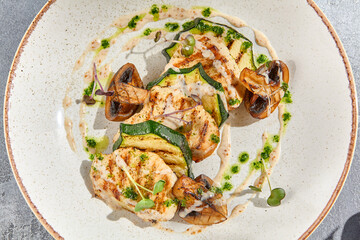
[240,60,289,119]
[105,63,144,121]
[172,174,227,225]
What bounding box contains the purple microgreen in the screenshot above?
[93,63,105,92]
[154,94,202,119]
[90,63,114,98]
[95,89,114,96]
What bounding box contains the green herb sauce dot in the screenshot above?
[239,152,250,163]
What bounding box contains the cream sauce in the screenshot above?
[64,117,76,152]
[212,11,248,28]
[179,200,204,218]
[214,123,231,183]
[62,94,72,109]
[79,102,88,147]
[253,29,278,60]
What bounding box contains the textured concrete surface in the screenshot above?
[0,0,359,239]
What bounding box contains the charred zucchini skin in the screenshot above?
[147,62,223,90]
[161,17,256,70]
[146,62,229,126]
[113,120,193,178]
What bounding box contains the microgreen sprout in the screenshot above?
[153,31,196,57]
[83,63,114,105]
[116,154,166,212]
[154,94,202,131]
[248,155,286,206]
[261,159,286,206]
[249,185,262,192]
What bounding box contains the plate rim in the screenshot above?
[3,0,358,239]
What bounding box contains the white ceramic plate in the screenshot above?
[4,0,357,239]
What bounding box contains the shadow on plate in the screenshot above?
[227,104,260,127]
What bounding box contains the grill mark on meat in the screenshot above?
[196,120,209,150]
[235,53,243,63]
[226,40,235,49]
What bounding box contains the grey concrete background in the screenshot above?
[0,0,359,239]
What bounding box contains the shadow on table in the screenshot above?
[341,212,360,240]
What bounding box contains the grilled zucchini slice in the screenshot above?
[162,18,256,71]
[113,120,193,178]
[147,63,229,126]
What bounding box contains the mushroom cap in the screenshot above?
[241,60,289,119]
[105,63,144,121]
[172,174,227,225]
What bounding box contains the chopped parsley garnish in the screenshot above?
[182,20,195,30]
[224,175,232,180]
[123,187,138,200]
[257,54,269,65]
[196,21,211,32]
[202,7,211,17]
[283,112,292,122]
[150,4,159,21]
[165,22,179,32]
[222,182,233,191]
[229,98,241,106]
[210,186,223,194]
[101,39,110,49]
[107,173,114,178]
[197,188,203,195]
[210,134,220,143]
[86,138,97,148]
[225,29,242,42]
[195,21,224,36]
[240,41,252,53]
[282,90,293,104]
[161,5,168,11]
[180,199,187,207]
[239,152,250,163]
[128,15,141,29]
[150,4,159,14]
[261,145,273,160]
[231,165,240,174]
[83,81,94,96]
[273,135,280,143]
[281,82,289,91]
[251,160,263,170]
[96,153,104,160]
[211,25,224,36]
[89,154,94,161]
[163,199,175,207]
[143,28,152,36]
[140,154,149,162]
[92,166,97,172]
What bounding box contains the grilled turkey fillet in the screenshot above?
[90,147,178,222]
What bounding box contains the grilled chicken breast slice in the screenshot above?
[118,86,220,162]
[90,147,178,222]
[165,33,245,110]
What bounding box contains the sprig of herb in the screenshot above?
[154,94,202,130]
[153,31,196,57]
[83,63,114,105]
[116,154,166,212]
[250,159,286,206]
